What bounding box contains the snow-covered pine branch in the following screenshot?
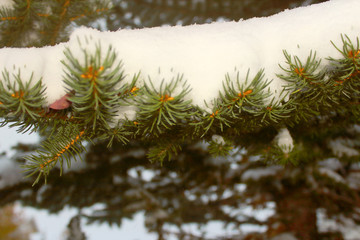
[0,0,359,115]
[1,0,360,184]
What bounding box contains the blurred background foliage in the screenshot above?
[104,0,327,30]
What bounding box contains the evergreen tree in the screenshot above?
[1,1,360,240]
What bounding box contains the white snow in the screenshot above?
[275,128,294,153]
[317,209,360,240]
[318,158,343,171]
[212,134,226,145]
[221,201,275,224]
[0,0,359,119]
[127,166,156,181]
[328,138,359,157]
[109,149,146,163]
[347,171,360,189]
[36,184,50,203]
[0,127,38,189]
[318,167,345,183]
[0,0,14,9]
[0,154,23,188]
[241,166,283,181]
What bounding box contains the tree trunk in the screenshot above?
[269,190,317,240]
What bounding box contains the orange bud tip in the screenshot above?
[348,50,360,58]
[244,89,253,95]
[294,68,304,75]
[130,86,139,93]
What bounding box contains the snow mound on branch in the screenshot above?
[275,128,294,154]
[0,0,360,115]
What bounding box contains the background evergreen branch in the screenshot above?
[208,135,233,157]
[105,0,327,30]
[0,0,111,47]
[147,141,182,164]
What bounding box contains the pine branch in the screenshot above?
[0,24,359,184]
[99,120,133,148]
[135,74,192,137]
[191,99,231,138]
[23,123,87,185]
[62,39,131,132]
[278,50,338,124]
[0,68,46,122]
[220,69,271,117]
[329,35,360,95]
